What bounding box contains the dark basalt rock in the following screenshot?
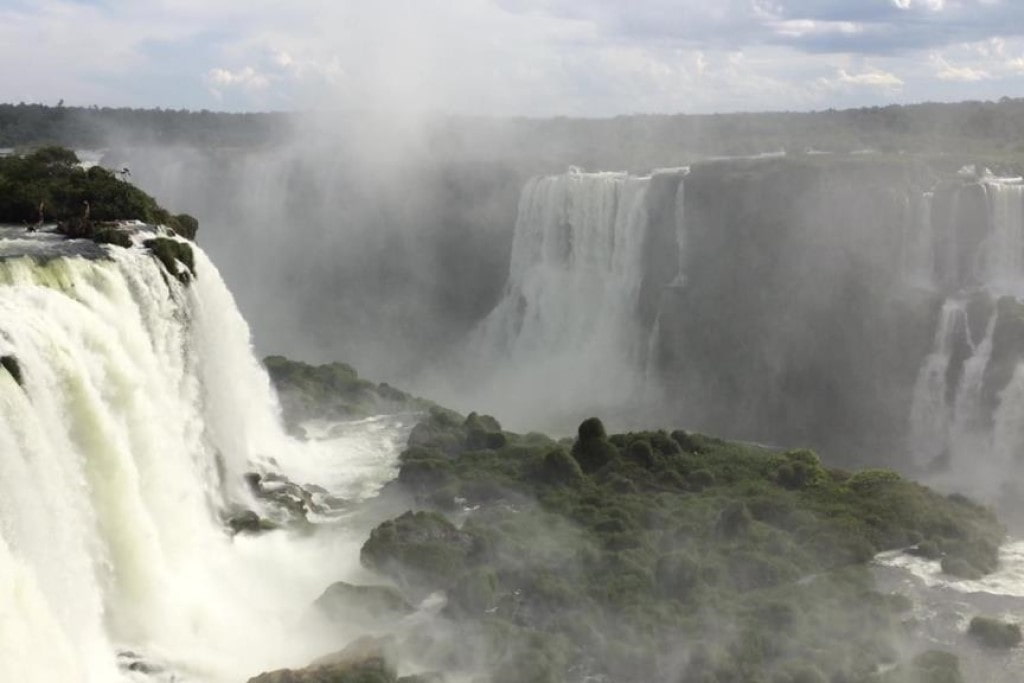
[0,355,22,386]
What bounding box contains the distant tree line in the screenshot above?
[0,102,292,149]
[4,97,1024,170]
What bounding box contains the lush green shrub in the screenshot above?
[170,213,199,240]
[366,414,1005,683]
[626,440,656,468]
[540,448,584,486]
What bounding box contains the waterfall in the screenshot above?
[908,177,1024,486]
[909,299,966,468]
[981,179,1024,291]
[0,235,400,682]
[460,169,654,429]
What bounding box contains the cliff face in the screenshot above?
[647,158,941,462]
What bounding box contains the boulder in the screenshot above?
[247,635,397,683]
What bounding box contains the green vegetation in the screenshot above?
[357,413,1003,682]
[263,356,435,431]
[968,616,1022,649]
[0,146,198,240]
[143,238,195,283]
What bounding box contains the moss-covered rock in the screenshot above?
[967,616,1022,649]
[361,511,474,593]
[143,237,194,283]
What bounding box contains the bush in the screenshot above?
[626,440,656,468]
[143,238,195,283]
[571,418,618,474]
[541,448,584,486]
[92,226,132,247]
[170,213,199,240]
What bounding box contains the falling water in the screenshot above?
[0,232,410,682]
[461,169,654,429]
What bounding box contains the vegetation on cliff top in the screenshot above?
[0,146,198,239]
[353,410,1001,683]
[263,355,434,432]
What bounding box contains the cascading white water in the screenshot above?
[981,179,1024,291]
[908,177,1024,488]
[460,169,653,429]
[0,234,409,682]
[908,299,966,468]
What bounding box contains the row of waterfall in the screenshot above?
[0,234,397,682]
[461,164,1024,486]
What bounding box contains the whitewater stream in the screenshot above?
[0,226,418,682]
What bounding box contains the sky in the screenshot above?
[2,0,1024,116]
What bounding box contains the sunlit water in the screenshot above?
[0,227,416,682]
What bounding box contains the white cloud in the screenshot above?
[838,68,904,88]
[205,66,270,90]
[930,53,992,81]
[2,0,1024,114]
[891,0,946,10]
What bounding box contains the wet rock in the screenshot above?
[0,355,22,386]
[968,616,1022,649]
[247,635,397,683]
[222,508,278,535]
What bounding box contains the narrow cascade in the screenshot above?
[462,169,653,428]
[643,176,687,388]
[908,299,967,468]
[908,176,1024,487]
[0,240,393,682]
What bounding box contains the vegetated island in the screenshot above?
[250,364,1008,683]
[0,146,198,281]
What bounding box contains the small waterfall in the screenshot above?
[462,169,655,428]
[643,174,687,388]
[909,299,967,468]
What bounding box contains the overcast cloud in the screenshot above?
[1,0,1023,115]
